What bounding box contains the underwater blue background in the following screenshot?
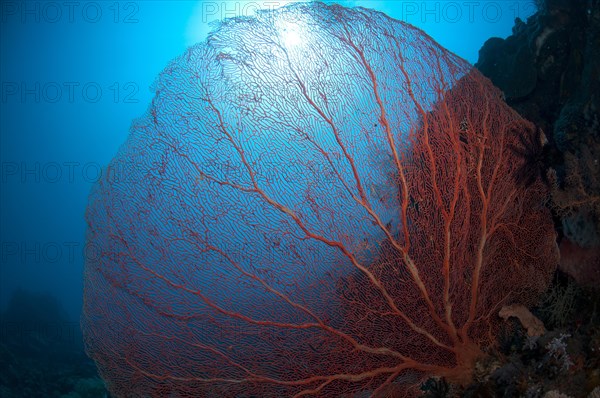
[0,0,537,323]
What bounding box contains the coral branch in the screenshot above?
[82,3,559,396]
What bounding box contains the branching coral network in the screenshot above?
[82,3,559,397]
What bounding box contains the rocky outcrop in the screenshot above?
[477,0,600,287]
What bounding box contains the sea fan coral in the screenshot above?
[82,3,559,396]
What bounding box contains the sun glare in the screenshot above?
[186,0,306,47]
[281,22,303,48]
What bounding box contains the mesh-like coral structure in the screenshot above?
[82,3,559,396]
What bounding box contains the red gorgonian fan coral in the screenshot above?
[82,3,559,397]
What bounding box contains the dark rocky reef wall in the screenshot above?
[476,0,600,287]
